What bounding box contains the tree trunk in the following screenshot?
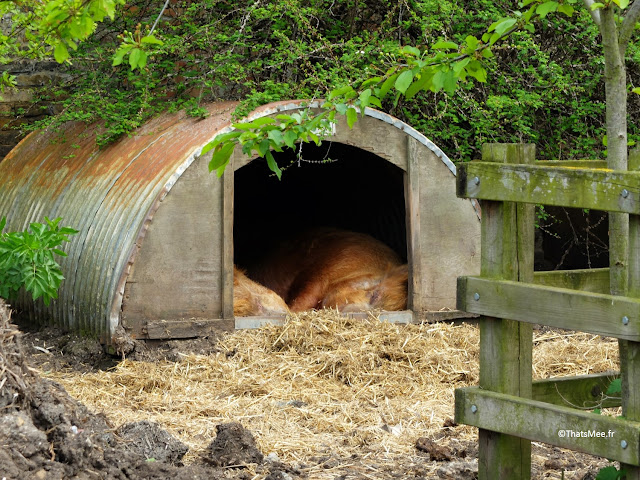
[601,6,629,294]
[600,5,638,479]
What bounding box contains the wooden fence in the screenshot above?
[454,143,640,479]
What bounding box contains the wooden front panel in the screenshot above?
[122,154,226,338]
[408,137,481,312]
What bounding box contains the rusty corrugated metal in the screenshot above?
[0,101,240,342]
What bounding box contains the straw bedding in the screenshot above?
[42,310,619,477]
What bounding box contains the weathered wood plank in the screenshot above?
[235,316,286,329]
[458,276,640,341]
[621,149,640,478]
[377,310,413,323]
[626,150,640,414]
[456,162,640,214]
[314,310,414,323]
[222,155,235,320]
[405,138,423,312]
[122,152,225,337]
[475,143,533,479]
[533,268,610,294]
[536,160,608,169]
[145,318,234,339]
[235,311,414,329]
[413,309,479,324]
[532,372,620,408]
[410,137,481,312]
[629,149,640,299]
[455,387,640,465]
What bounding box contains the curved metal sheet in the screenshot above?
[0,102,238,342]
[0,99,469,343]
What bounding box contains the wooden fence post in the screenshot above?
[621,149,640,479]
[456,144,640,477]
[477,144,535,479]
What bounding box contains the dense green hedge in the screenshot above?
[27,0,640,161]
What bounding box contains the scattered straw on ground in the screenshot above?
[533,329,618,378]
[42,310,619,477]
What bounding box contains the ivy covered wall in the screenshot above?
[1,0,639,162]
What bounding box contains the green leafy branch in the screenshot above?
[0,71,17,93]
[202,0,578,178]
[0,0,165,90]
[595,466,626,480]
[203,108,335,179]
[0,217,78,305]
[112,23,164,71]
[0,0,125,90]
[589,0,631,11]
[39,0,126,63]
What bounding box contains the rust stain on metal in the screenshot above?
[0,101,240,342]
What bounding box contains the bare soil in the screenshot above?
[1,302,616,479]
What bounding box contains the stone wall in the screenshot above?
[0,61,67,160]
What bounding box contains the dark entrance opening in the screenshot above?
[233,142,407,269]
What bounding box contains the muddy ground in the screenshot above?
[1,301,617,479]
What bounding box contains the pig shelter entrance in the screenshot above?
[229,103,482,329]
[233,143,407,270]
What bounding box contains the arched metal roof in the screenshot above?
[0,100,466,342]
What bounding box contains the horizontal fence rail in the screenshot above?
[455,387,640,465]
[458,276,640,341]
[531,372,620,409]
[456,161,640,214]
[454,144,640,478]
[532,268,610,294]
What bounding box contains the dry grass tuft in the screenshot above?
[43,310,619,476]
[533,329,619,378]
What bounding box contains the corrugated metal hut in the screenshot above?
[0,100,480,345]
